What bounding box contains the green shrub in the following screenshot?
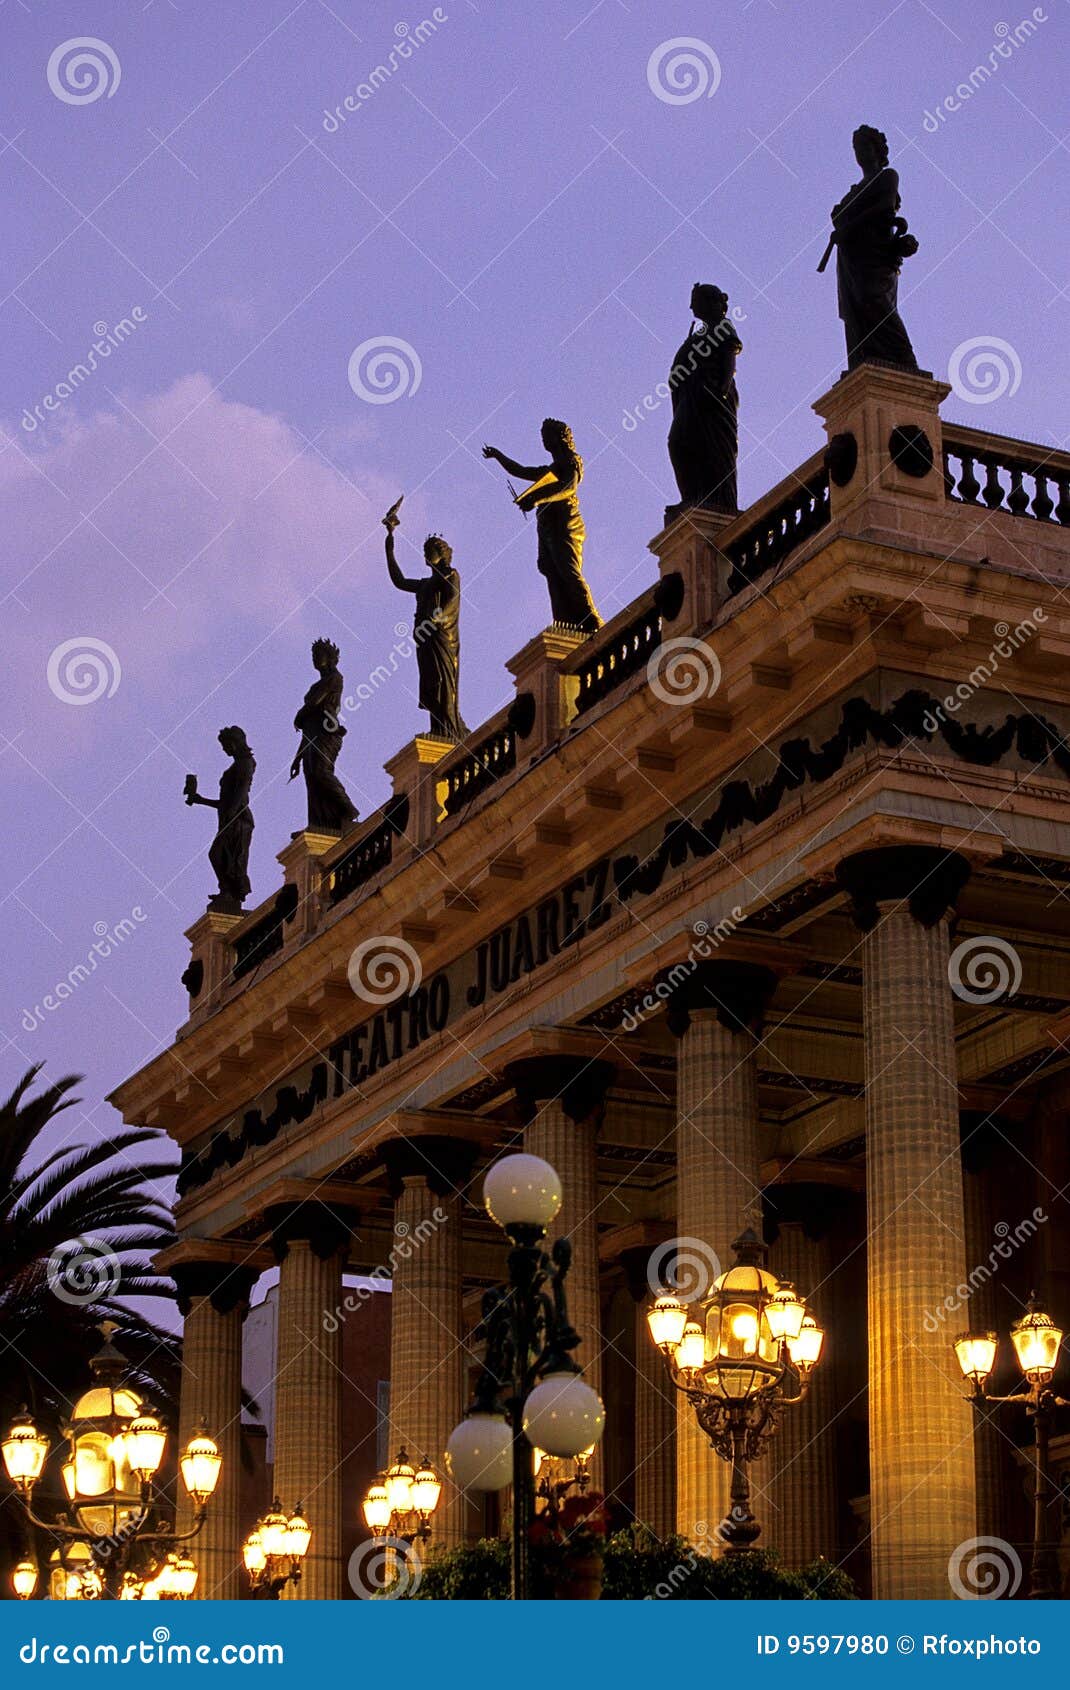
[402,1531,856,1600]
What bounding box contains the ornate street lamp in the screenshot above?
[11,1559,38,1600]
[1,1325,220,1599]
[954,1294,1067,1599]
[242,1500,311,1597]
[361,1448,442,1545]
[647,1228,825,1551]
[445,1153,605,1600]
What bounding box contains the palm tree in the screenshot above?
[0,1062,181,1452]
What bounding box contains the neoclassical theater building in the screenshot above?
[111,365,1070,1600]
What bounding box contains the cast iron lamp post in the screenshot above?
[362,1449,442,1545]
[954,1296,1067,1599]
[241,1501,312,1597]
[2,1325,221,1599]
[647,1228,824,1551]
[444,1153,606,1600]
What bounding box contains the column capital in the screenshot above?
[381,1133,479,1199]
[266,1198,360,1262]
[836,844,970,932]
[506,1053,615,1126]
[155,1241,272,1317]
[664,959,777,1039]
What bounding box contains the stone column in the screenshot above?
[960,1113,1014,1542]
[270,1206,352,1599]
[838,847,978,1599]
[765,1214,839,1568]
[621,1248,676,1538]
[173,1260,260,1601]
[667,962,777,1549]
[383,1138,474,1548]
[509,1056,615,1483]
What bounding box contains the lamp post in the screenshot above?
[241,1501,311,1597]
[361,1449,442,1546]
[445,1153,606,1600]
[954,1295,1067,1599]
[2,1325,221,1599]
[647,1228,825,1551]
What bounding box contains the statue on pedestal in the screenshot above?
[289,639,359,833]
[382,495,468,742]
[483,420,601,634]
[820,125,919,371]
[666,282,742,522]
[183,727,255,913]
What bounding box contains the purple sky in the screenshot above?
[2,0,1067,1155]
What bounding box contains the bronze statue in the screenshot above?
[666,283,742,522]
[184,727,255,913]
[289,639,359,833]
[820,125,918,371]
[382,495,468,742]
[483,420,601,634]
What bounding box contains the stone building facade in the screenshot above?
[110,365,1070,1599]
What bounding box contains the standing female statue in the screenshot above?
[483,419,601,634]
[821,125,919,371]
[382,496,468,742]
[666,282,742,520]
[183,726,255,912]
[289,639,359,833]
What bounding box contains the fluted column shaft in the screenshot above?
[849,857,977,1598]
[766,1222,838,1568]
[674,1005,764,1543]
[388,1178,466,1546]
[177,1293,247,1599]
[274,1239,345,1598]
[633,1297,677,1537]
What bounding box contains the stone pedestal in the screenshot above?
[386,1164,467,1547]
[667,962,777,1548]
[183,910,242,1017]
[648,506,735,634]
[276,832,340,941]
[272,1226,347,1599]
[506,626,587,749]
[839,847,978,1599]
[812,364,950,538]
[384,735,454,849]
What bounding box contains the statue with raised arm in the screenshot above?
[483,419,601,634]
[820,125,919,371]
[183,727,255,912]
[666,282,742,522]
[289,638,359,833]
[382,495,468,742]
